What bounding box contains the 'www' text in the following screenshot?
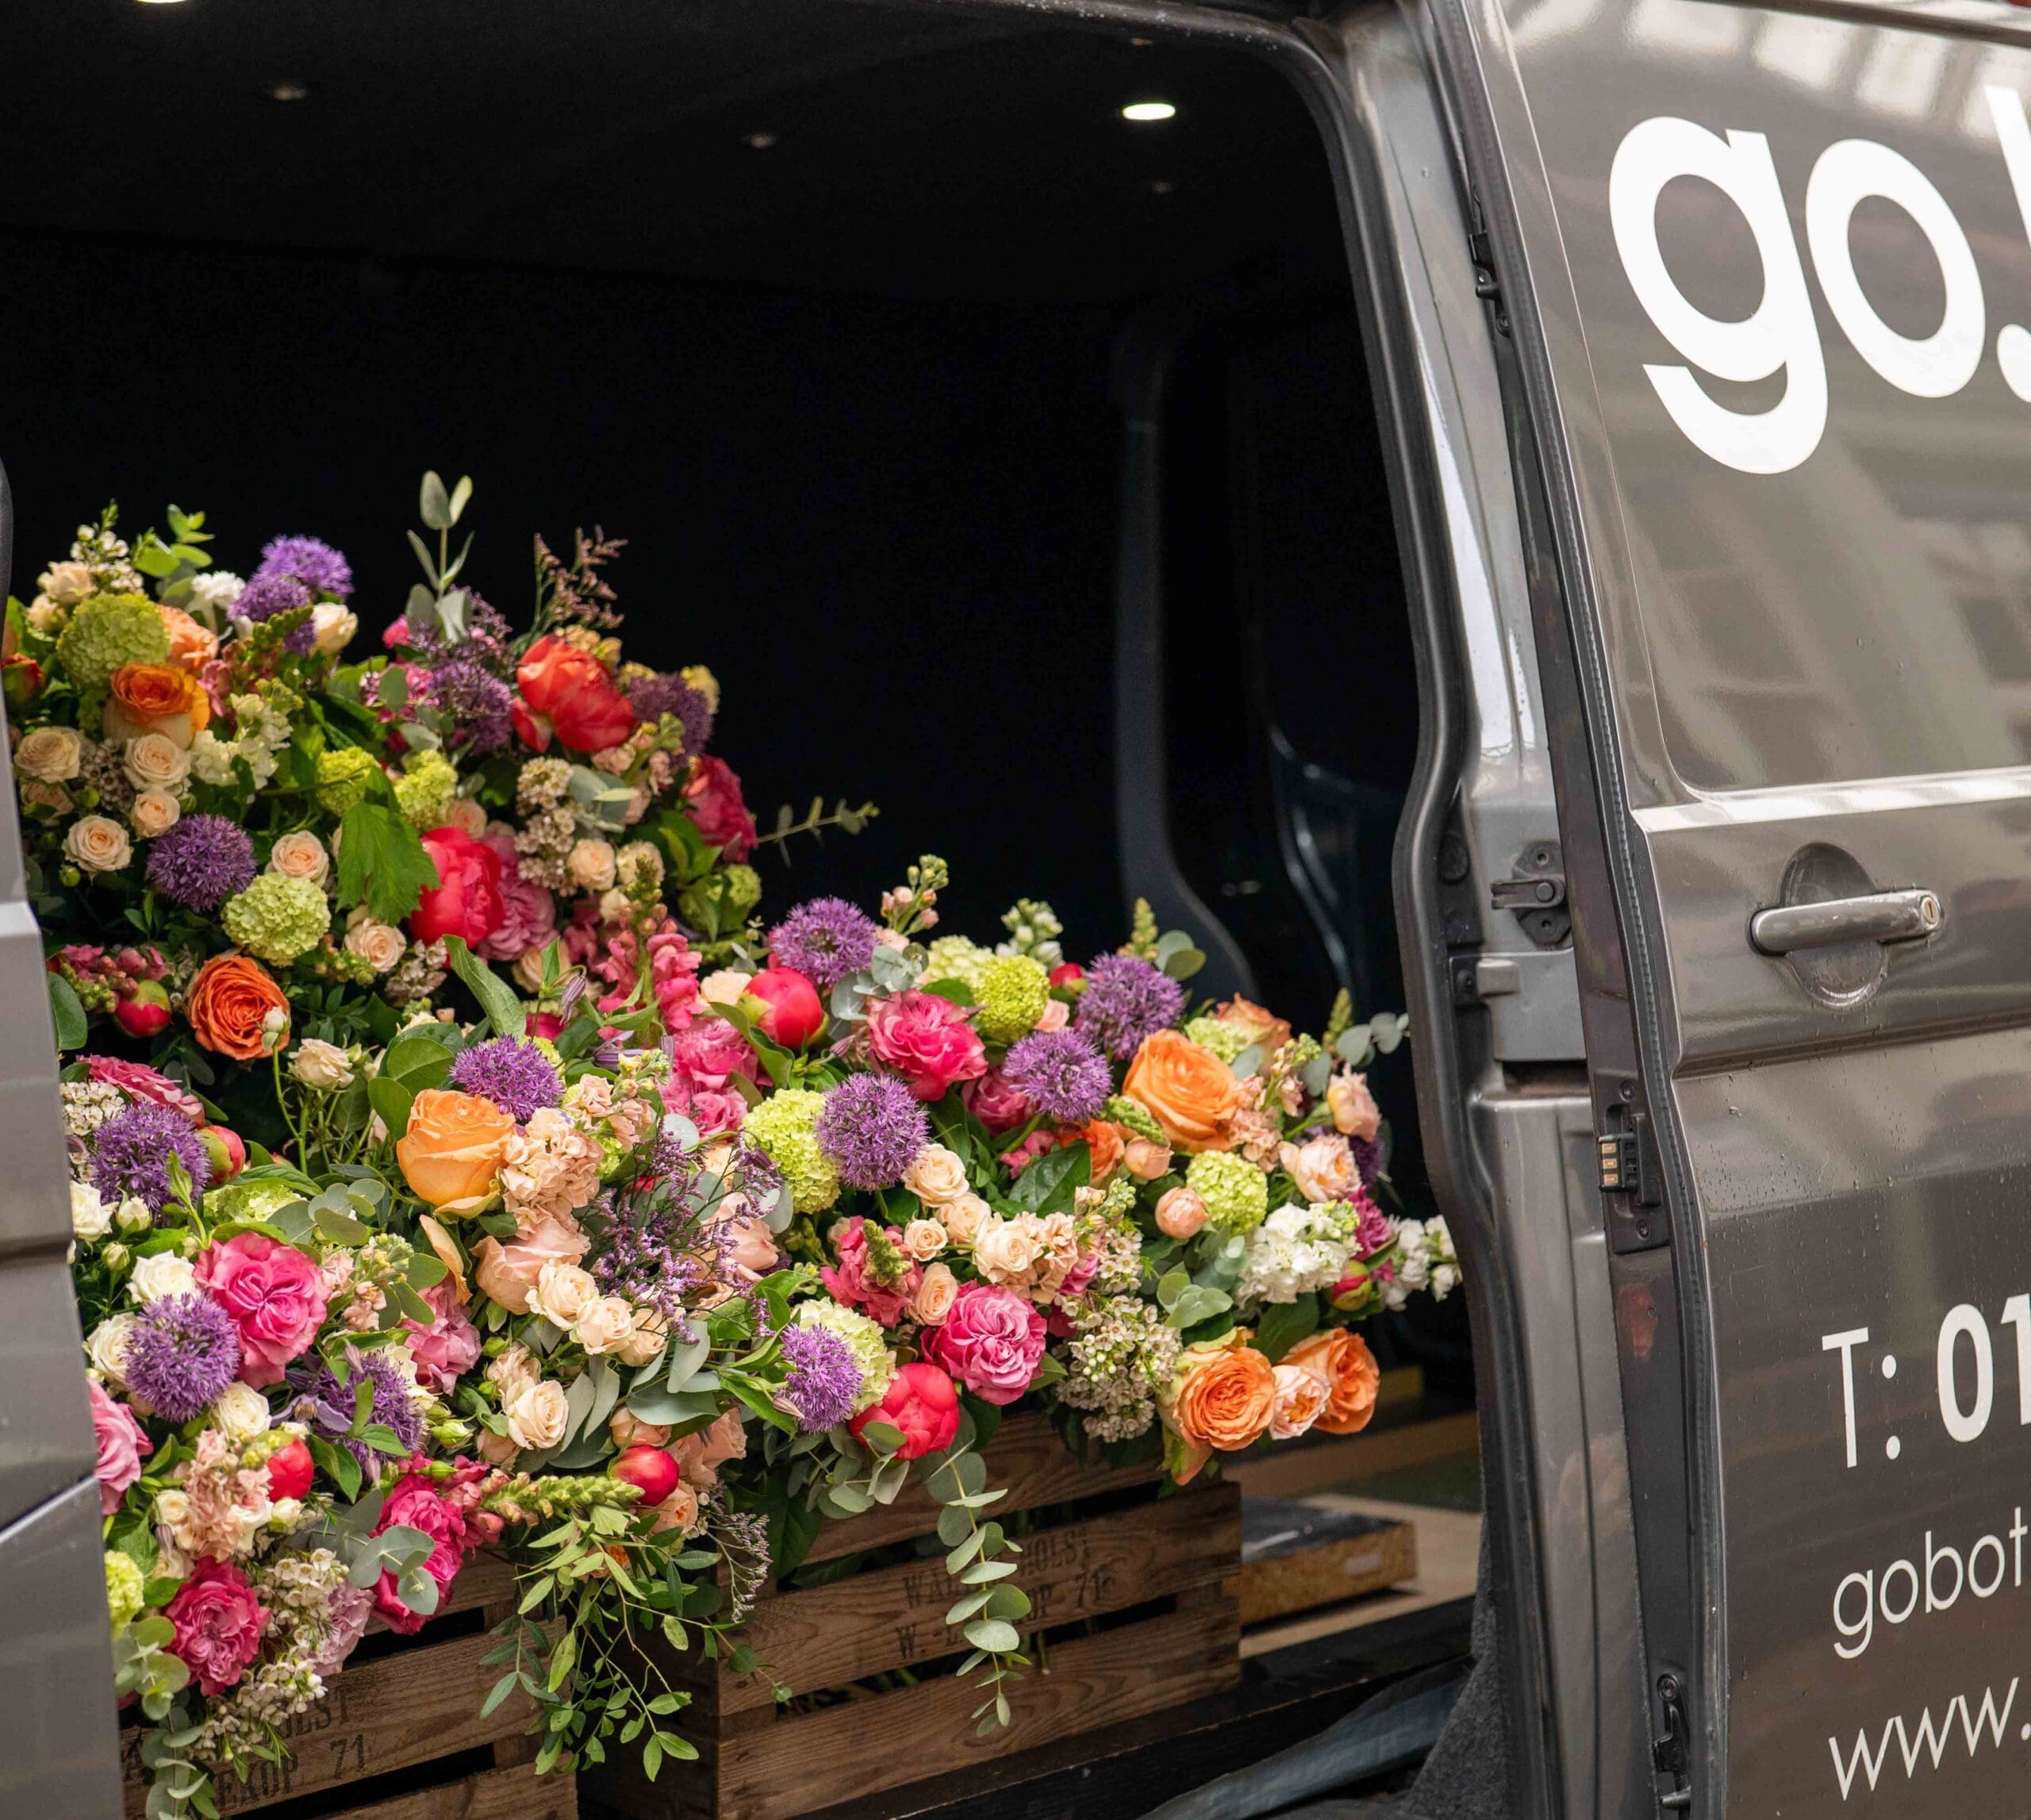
[1829,1679,2020,1799]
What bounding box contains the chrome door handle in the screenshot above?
[1749,889,1941,956]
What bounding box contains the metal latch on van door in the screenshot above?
[1489,842,1568,947]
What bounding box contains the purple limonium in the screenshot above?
[91,1100,212,1213]
[125,1292,240,1423]
[628,673,713,760]
[448,1036,562,1122]
[1002,1028,1112,1127]
[768,897,878,994]
[255,534,354,601]
[290,1346,424,1470]
[145,814,257,912]
[232,572,314,626]
[777,1323,862,1434]
[1352,1134,1383,1191]
[1074,954,1187,1061]
[424,659,514,756]
[816,1073,928,1191]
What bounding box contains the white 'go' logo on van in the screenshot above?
[1610,90,2031,473]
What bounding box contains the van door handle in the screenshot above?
[1748,889,1941,955]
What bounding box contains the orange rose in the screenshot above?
[1215,995,1292,1058]
[106,662,210,746]
[159,605,219,673]
[1122,1029,1242,1154]
[397,1089,516,1213]
[1172,1334,1277,1456]
[1284,1328,1381,1435]
[1073,1118,1126,1185]
[186,954,290,1061]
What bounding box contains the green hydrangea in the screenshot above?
[745,1089,839,1213]
[315,747,378,816]
[974,953,1050,1045]
[223,872,332,965]
[394,751,459,828]
[56,593,170,692]
[1186,1150,1269,1237]
[921,935,989,994]
[720,863,762,914]
[797,1300,895,1415]
[1104,1096,1165,1143]
[1184,1017,1252,1065]
[205,1177,306,1225]
[104,1551,144,1632]
[678,862,762,931]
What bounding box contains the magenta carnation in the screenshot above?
[474,831,558,965]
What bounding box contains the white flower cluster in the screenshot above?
[1236,1201,1365,1311]
[191,692,296,789]
[1385,1215,1460,1308]
[1060,1294,1181,1443]
[61,1079,128,1143]
[192,1549,351,1764]
[996,897,1064,967]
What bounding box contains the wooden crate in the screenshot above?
[120,1553,574,1820]
[587,1413,1243,1820]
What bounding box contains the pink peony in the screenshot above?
[670,1019,759,1096]
[166,1558,270,1695]
[682,755,757,862]
[820,1215,921,1328]
[85,1054,205,1127]
[370,1465,479,1634]
[922,1282,1047,1405]
[194,1233,328,1387]
[475,830,559,964]
[88,1378,151,1517]
[849,1361,961,1459]
[962,1066,1031,1135]
[402,1280,482,1393]
[866,992,988,1102]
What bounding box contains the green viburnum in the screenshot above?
[677,862,762,932]
[315,746,378,816]
[921,935,989,994]
[104,1551,144,1632]
[1183,1016,1251,1065]
[222,872,332,965]
[796,1300,894,1414]
[973,953,1049,1044]
[55,593,170,692]
[394,750,459,829]
[1185,1150,1270,1237]
[203,1177,305,1225]
[744,1088,839,1213]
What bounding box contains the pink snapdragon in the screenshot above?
[821,1215,921,1328]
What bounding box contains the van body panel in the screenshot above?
[1432,0,2031,1810]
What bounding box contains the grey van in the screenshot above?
[6,0,2029,1814]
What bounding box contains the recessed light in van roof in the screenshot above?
[1121,101,1177,122]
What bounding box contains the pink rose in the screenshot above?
[370,1468,478,1634]
[922,1282,1046,1405]
[88,1378,151,1517]
[475,831,558,964]
[85,1054,205,1127]
[166,1558,270,1695]
[867,992,988,1102]
[472,1214,589,1315]
[682,756,757,862]
[962,1067,1031,1135]
[195,1233,328,1387]
[669,1409,747,1490]
[402,1281,482,1393]
[820,1215,921,1328]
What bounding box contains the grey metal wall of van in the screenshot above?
[1441,0,2031,1812]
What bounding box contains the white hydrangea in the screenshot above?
[1236,1202,1360,1311]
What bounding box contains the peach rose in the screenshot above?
[568,838,617,892]
[1122,1030,1242,1154]
[1327,1071,1382,1142]
[186,954,290,1061]
[903,1142,969,1207]
[1269,1361,1330,1439]
[574,1296,635,1355]
[159,605,218,672]
[503,1379,570,1450]
[617,1307,667,1367]
[397,1089,516,1212]
[939,1191,990,1246]
[106,662,209,747]
[417,1213,470,1303]
[14,725,81,783]
[1077,1119,1126,1186]
[344,910,407,974]
[130,787,181,839]
[1282,1133,1361,1206]
[1171,1335,1277,1456]
[645,1484,701,1535]
[472,1215,589,1315]
[911,1261,960,1325]
[123,731,192,792]
[700,968,753,1007]
[1215,995,1292,1058]
[441,796,487,839]
[670,1410,747,1491]
[1155,1187,1208,1240]
[530,1261,599,1329]
[268,830,330,887]
[1124,1137,1173,1181]
[1283,1328,1380,1434]
[64,814,131,874]
[611,1410,672,1450]
[901,1218,947,1261]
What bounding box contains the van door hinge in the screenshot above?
[1599,1083,1669,1252]
[1466,203,1511,337]
[1653,1672,1691,1810]
[1489,841,1568,946]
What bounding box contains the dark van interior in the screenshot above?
[1,0,1481,1810]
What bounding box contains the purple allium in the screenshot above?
[628,673,713,760]
[423,659,514,756]
[91,1100,212,1213]
[816,1073,927,1191]
[768,897,878,994]
[1074,954,1187,1062]
[145,813,258,912]
[1003,1028,1112,1127]
[233,572,314,625]
[777,1323,862,1433]
[125,1292,240,1423]
[448,1036,562,1122]
[290,1346,424,1470]
[255,535,354,601]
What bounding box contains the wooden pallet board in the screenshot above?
[1238,1497,1419,1627]
[338,1764,579,1820]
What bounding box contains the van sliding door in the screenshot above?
[1426,1,2031,1814]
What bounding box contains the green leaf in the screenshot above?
[335,803,440,923]
[419,471,452,532]
[963,1618,1022,1654]
[517,1574,555,1615]
[946,1591,992,1625]
[307,1435,361,1500]
[46,974,86,1051]
[1253,1292,1321,1364]
[936,1504,971,1547]
[365,1073,413,1144]
[946,1529,987,1573]
[1006,1139,1089,1214]
[960,1559,1019,1584]
[983,1583,1031,1621]
[443,935,525,1039]
[448,475,474,524]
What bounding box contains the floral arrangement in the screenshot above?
[13,479,1454,1814]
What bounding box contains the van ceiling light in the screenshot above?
[267,81,310,102]
[745,132,779,150]
[1121,101,1177,123]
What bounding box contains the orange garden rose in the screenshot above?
[397,1089,517,1213]
[159,605,219,672]
[185,954,290,1061]
[1122,1029,1242,1154]
[1166,1331,1277,1482]
[1284,1327,1382,1435]
[105,662,210,746]
[1215,995,1292,1057]
[1074,1117,1126,1185]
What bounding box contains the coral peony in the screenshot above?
[849,1361,961,1460]
[744,966,825,1049]
[195,1233,329,1387]
[866,990,988,1102]
[265,1438,315,1502]
[515,634,639,754]
[922,1282,1046,1405]
[410,824,505,947]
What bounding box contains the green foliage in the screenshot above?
[333,802,440,923]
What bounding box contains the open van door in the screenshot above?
[1425,0,2031,1814]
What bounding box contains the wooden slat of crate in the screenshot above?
[335,1764,578,1820]
[718,1482,1239,1713]
[712,1593,1241,1820]
[799,1413,1161,1564]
